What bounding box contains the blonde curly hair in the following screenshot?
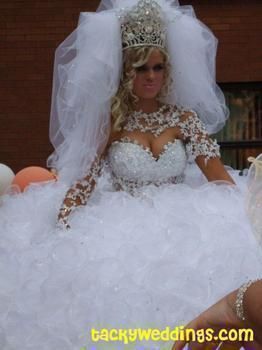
[111,46,171,132]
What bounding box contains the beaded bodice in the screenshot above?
[105,104,220,193]
[57,104,220,228]
[107,137,187,193]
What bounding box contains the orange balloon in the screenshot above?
[12,166,57,191]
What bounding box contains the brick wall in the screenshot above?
[1,0,261,173]
[184,0,262,82]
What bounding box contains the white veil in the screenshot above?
[246,154,262,247]
[47,0,229,185]
[47,10,122,184]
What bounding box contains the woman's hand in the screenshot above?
[172,290,260,350]
[56,216,71,230]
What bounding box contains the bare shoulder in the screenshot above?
[105,127,122,151]
[108,129,122,143]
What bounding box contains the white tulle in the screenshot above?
[47,11,122,184]
[47,0,228,184]
[246,154,262,247]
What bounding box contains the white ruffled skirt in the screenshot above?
[0,165,261,350]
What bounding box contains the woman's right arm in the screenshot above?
[56,129,115,229]
[57,155,104,229]
[56,125,120,230]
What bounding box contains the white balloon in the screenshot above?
[0,164,15,195]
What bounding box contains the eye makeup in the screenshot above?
[136,63,165,73]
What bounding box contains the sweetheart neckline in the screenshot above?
[110,137,184,162]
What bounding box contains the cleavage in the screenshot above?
[120,137,179,162]
[118,129,178,160]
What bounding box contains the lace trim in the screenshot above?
[123,104,180,137]
[57,158,103,229]
[123,104,220,161]
[177,111,220,161]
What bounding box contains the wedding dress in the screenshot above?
[0,106,261,350]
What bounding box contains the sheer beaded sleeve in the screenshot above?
[57,157,104,229]
[177,110,220,162]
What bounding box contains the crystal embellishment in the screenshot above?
[123,104,220,161]
[119,0,167,51]
[108,137,187,195]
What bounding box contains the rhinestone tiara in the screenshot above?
[119,0,167,51]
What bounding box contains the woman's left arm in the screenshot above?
[177,110,235,184]
[195,156,235,184]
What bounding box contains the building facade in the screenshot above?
[1,0,261,172]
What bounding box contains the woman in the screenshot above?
[0,1,261,350]
[57,45,234,229]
